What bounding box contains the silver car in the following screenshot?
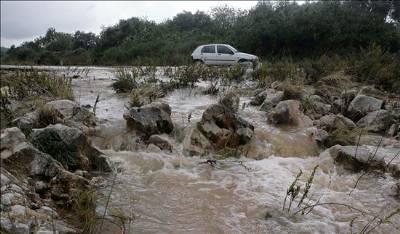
[191,44,259,67]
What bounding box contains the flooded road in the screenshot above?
[2,65,399,234]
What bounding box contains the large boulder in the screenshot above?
[317,114,356,132]
[347,95,383,120]
[31,124,111,172]
[123,102,173,137]
[259,90,284,112]
[182,127,214,156]
[267,100,312,127]
[44,100,78,119]
[198,104,254,149]
[320,145,400,177]
[357,110,392,133]
[1,127,66,178]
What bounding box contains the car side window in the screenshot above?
[217,45,234,55]
[201,45,215,53]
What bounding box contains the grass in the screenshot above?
[70,189,98,234]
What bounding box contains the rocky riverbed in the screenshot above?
[1,65,399,233]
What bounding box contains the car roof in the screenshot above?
[201,44,231,47]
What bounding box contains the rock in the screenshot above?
[388,124,399,137]
[0,217,13,233]
[34,181,48,194]
[317,114,356,132]
[31,124,111,172]
[357,110,392,133]
[1,173,10,186]
[198,100,254,149]
[183,127,213,156]
[358,86,386,98]
[259,90,284,112]
[14,222,30,234]
[70,106,96,127]
[250,89,269,106]
[1,127,29,160]
[11,204,26,216]
[306,127,329,146]
[11,111,38,135]
[322,145,400,177]
[267,100,312,127]
[44,100,78,119]
[219,92,240,111]
[347,95,383,120]
[302,95,331,119]
[270,81,282,90]
[148,134,173,152]
[123,102,173,137]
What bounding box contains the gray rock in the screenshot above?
[357,110,392,133]
[31,124,111,172]
[0,217,13,233]
[11,111,38,135]
[183,127,213,156]
[148,134,173,152]
[306,127,329,145]
[14,222,30,234]
[198,100,254,150]
[1,127,29,160]
[388,124,399,137]
[325,145,400,177]
[347,95,383,120]
[219,92,240,112]
[123,102,173,137]
[267,100,312,127]
[1,173,10,186]
[318,114,356,132]
[11,204,26,216]
[44,100,78,119]
[259,90,284,112]
[1,193,12,206]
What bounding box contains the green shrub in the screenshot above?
[112,67,140,93]
[350,44,400,93]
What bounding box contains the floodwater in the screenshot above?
[1,65,399,234]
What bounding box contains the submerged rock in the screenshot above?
[123,102,173,137]
[317,114,356,132]
[198,100,254,149]
[357,110,392,133]
[347,95,383,120]
[148,134,173,152]
[31,124,111,172]
[267,100,312,127]
[321,145,400,177]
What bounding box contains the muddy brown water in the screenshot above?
[2,65,399,234]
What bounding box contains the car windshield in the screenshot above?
[227,45,238,53]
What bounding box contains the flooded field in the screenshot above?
[1,65,399,234]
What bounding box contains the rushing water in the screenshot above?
[2,65,399,234]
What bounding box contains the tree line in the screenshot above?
[2,0,400,65]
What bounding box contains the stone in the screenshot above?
[198,101,254,149]
[0,217,13,233]
[183,127,213,156]
[259,90,284,112]
[317,114,355,132]
[44,100,78,119]
[148,134,173,152]
[306,127,329,146]
[1,127,29,160]
[11,204,27,216]
[388,124,399,137]
[322,145,400,177]
[14,222,30,234]
[267,100,312,127]
[11,111,38,135]
[219,92,240,112]
[31,124,111,172]
[347,95,383,120]
[1,173,10,186]
[356,110,392,133]
[123,102,173,137]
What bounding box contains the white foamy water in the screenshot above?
[2,65,399,234]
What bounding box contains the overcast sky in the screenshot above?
[1,1,258,47]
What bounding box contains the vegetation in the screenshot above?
[3,1,399,66]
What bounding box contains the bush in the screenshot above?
[350,44,400,93]
[112,67,140,93]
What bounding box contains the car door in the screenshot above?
[216,45,236,65]
[200,45,217,65]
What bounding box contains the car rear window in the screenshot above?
[201,45,215,53]
[217,45,234,54]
